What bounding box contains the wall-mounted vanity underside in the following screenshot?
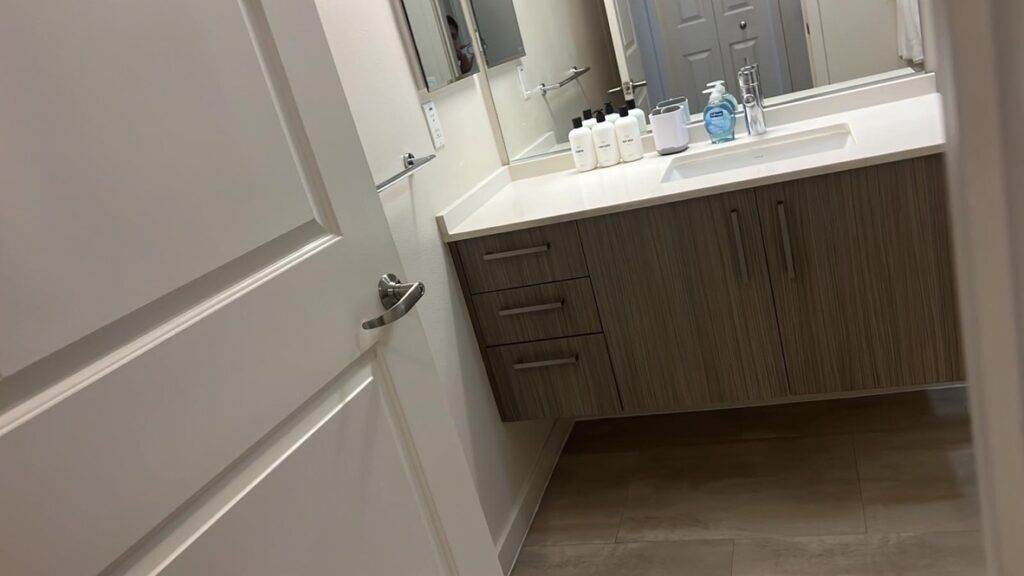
[448,154,960,421]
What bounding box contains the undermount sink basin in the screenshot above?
[661,123,854,183]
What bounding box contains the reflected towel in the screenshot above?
[897,0,925,64]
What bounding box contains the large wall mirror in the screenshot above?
[481,0,927,161]
[402,0,480,92]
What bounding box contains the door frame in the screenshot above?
[798,0,830,86]
[932,0,1024,573]
[603,0,662,107]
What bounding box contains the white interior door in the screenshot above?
[0,1,500,575]
[605,0,652,111]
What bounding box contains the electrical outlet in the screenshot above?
[421,101,445,149]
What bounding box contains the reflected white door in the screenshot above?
[606,0,652,110]
[647,0,793,106]
[651,0,729,107]
[710,0,794,97]
[0,1,500,575]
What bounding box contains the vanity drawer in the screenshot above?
[472,278,602,346]
[456,222,588,293]
[487,334,620,420]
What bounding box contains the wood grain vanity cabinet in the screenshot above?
[757,156,962,395]
[578,190,789,413]
[449,155,963,421]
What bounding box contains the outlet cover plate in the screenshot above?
[421,101,445,149]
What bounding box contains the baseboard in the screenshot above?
[574,381,968,422]
[495,418,574,575]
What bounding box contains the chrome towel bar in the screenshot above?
[536,66,591,95]
[375,152,437,193]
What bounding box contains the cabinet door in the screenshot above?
[579,190,788,413]
[757,156,963,395]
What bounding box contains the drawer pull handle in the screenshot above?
[498,300,565,317]
[512,356,578,371]
[483,243,550,261]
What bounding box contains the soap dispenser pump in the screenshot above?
[702,81,737,144]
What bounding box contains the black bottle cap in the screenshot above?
[603,102,615,114]
[572,117,583,129]
[619,106,629,117]
[582,109,594,120]
[595,110,606,123]
[626,99,637,110]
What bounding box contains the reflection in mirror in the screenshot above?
[402,0,480,92]
[486,0,926,162]
[470,0,526,66]
[483,2,626,161]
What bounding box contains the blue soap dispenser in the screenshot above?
[703,81,737,144]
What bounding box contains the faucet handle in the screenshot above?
[738,64,760,90]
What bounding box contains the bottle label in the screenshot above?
[705,108,733,136]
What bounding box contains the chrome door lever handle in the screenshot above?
[607,79,647,95]
[361,273,426,330]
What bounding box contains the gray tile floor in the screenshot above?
[512,388,985,576]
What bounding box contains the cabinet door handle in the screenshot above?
[512,356,578,371]
[777,201,796,280]
[483,244,550,261]
[498,300,565,317]
[730,210,750,284]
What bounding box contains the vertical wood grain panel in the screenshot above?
[579,190,789,412]
[758,155,962,394]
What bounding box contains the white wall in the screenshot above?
[816,0,907,83]
[314,0,557,554]
[487,0,622,159]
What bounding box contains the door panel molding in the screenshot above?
[104,358,378,575]
[237,0,340,234]
[106,356,455,576]
[0,0,321,376]
[0,222,334,437]
[0,238,388,576]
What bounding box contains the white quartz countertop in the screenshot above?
[438,93,945,241]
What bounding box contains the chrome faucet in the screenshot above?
[738,64,767,136]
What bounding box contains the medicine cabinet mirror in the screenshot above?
[401,0,480,92]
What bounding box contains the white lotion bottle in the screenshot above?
[614,106,643,162]
[568,117,597,172]
[592,110,620,167]
[626,99,647,132]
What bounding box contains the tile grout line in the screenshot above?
[729,538,737,576]
[851,433,869,535]
[611,457,637,545]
